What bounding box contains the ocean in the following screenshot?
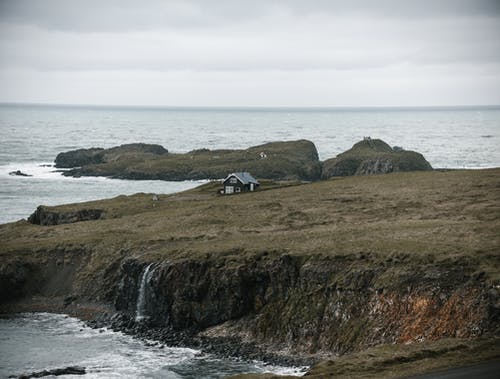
[0,313,305,378]
[1,104,500,378]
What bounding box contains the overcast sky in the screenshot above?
[0,0,499,107]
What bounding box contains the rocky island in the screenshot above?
[55,140,322,181]
[54,138,432,182]
[1,164,499,377]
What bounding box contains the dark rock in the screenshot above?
[0,261,31,303]
[322,138,432,179]
[15,366,86,378]
[63,295,78,306]
[28,206,104,225]
[54,147,105,168]
[9,170,32,177]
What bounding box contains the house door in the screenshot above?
[225,186,234,194]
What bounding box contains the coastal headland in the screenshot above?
[1,140,499,378]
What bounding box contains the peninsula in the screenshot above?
[1,165,499,377]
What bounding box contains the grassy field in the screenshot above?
[3,169,499,277]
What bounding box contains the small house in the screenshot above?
[223,172,260,194]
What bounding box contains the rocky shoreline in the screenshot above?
[88,312,315,368]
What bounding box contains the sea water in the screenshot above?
[0,313,306,378]
[1,104,499,224]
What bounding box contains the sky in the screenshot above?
[0,0,499,107]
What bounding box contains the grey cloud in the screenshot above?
[0,0,499,106]
[0,0,499,32]
[1,10,499,74]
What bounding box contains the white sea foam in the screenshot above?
[0,161,60,180]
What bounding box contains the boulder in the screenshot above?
[9,170,32,177]
[322,138,432,179]
[14,366,86,378]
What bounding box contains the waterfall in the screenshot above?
[135,263,154,322]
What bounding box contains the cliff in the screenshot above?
[56,140,322,182]
[1,169,499,376]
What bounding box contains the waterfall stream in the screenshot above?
[135,263,155,322]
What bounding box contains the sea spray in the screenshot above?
[135,263,155,322]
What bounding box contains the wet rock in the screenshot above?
[13,366,86,378]
[9,170,32,177]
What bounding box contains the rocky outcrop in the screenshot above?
[12,366,86,378]
[54,143,168,168]
[56,140,322,181]
[9,170,32,177]
[54,147,105,168]
[28,205,103,225]
[322,139,432,179]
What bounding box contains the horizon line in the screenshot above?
[1,101,500,111]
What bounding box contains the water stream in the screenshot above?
[135,263,155,322]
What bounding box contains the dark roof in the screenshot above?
[225,172,259,185]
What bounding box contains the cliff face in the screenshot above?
[112,253,495,356]
[1,169,499,362]
[2,248,493,357]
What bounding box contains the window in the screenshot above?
[230,177,238,184]
[235,187,241,193]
